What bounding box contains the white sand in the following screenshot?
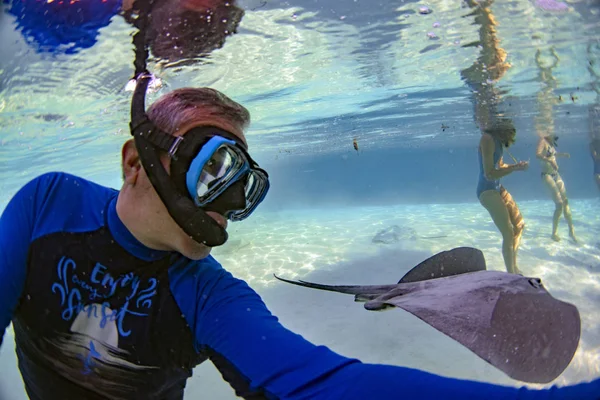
[1,198,598,399]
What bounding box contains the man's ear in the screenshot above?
[122,139,141,184]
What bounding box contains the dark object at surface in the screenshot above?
[4,0,121,54]
[35,114,67,122]
[145,0,245,65]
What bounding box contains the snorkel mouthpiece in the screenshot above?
[130,74,228,247]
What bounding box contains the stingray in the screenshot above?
[274,247,580,384]
[372,224,447,244]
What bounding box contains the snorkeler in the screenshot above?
[477,120,528,275]
[536,135,578,242]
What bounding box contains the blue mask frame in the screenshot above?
[185,135,270,221]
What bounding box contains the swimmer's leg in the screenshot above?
[479,190,518,274]
[542,174,563,242]
[555,174,578,243]
[500,186,525,273]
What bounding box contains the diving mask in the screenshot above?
[130,73,269,246]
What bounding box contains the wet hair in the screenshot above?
[146,0,244,65]
[545,134,559,147]
[146,87,251,134]
[484,118,516,147]
[123,87,249,181]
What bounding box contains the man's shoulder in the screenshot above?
[171,255,226,280]
[24,171,116,206]
[169,255,250,297]
[29,171,115,195]
[22,172,118,240]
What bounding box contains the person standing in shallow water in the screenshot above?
[536,135,578,243]
[477,121,528,275]
[459,0,528,274]
[591,134,600,192]
[532,48,578,243]
[588,39,600,192]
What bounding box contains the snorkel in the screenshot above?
[129,75,229,247]
[127,0,227,247]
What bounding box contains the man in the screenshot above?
[1,74,599,399]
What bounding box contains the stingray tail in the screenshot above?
[273,274,395,295]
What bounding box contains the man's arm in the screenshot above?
[0,177,43,347]
[190,268,600,400]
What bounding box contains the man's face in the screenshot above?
[140,115,248,260]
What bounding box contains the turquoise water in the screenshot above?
[1,0,599,398]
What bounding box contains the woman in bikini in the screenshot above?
[532,47,578,243]
[536,135,578,243]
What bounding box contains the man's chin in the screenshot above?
[182,243,213,260]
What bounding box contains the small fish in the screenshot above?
[441,123,449,132]
[35,113,67,122]
[558,95,563,102]
[570,93,577,103]
[353,138,359,154]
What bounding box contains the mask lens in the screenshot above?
[244,173,256,198]
[186,136,269,219]
[229,170,269,221]
[196,146,239,200]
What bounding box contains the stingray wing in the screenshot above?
[274,247,486,297]
[365,271,580,384]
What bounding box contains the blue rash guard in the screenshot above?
[1,172,599,400]
[3,0,122,54]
